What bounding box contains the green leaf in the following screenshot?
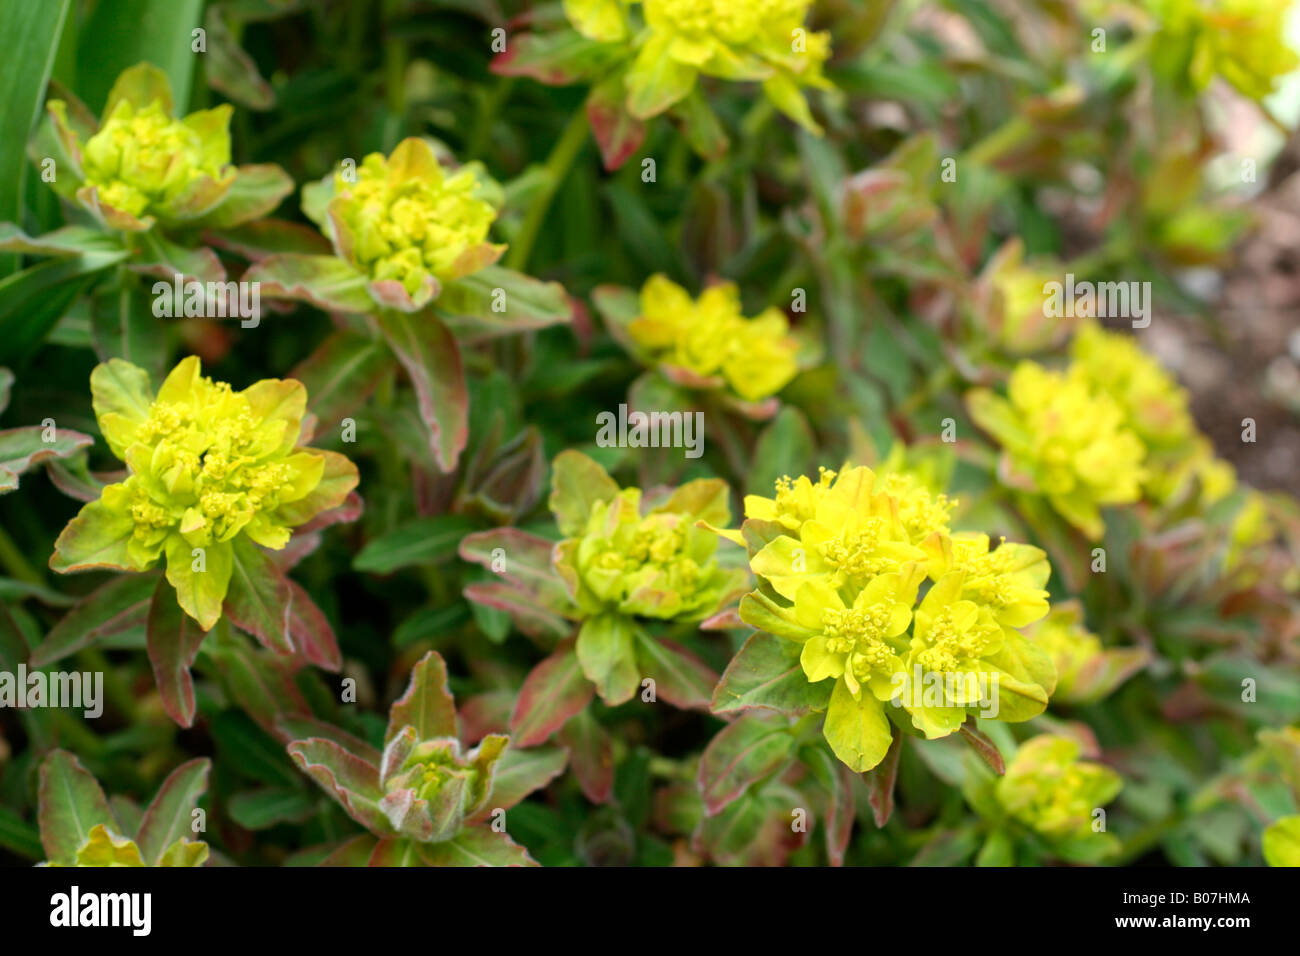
[822,679,894,773]
[37,749,116,865]
[223,536,292,653]
[711,631,832,716]
[146,575,209,727]
[75,0,204,114]
[90,277,167,383]
[0,425,93,494]
[353,513,478,575]
[0,0,71,277]
[243,253,374,314]
[136,758,210,865]
[30,572,158,667]
[0,806,44,861]
[576,614,640,705]
[375,310,469,473]
[470,746,567,820]
[698,713,797,815]
[0,252,126,365]
[548,449,619,537]
[509,641,593,747]
[289,330,394,431]
[437,266,574,342]
[286,736,388,833]
[747,407,815,497]
[213,710,301,788]
[416,827,536,866]
[458,528,573,614]
[227,788,316,830]
[633,631,716,710]
[385,650,459,745]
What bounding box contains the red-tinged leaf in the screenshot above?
[700,606,744,630]
[697,713,798,816]
[243,253,374,314]
[0,224,127,258]
[37,750,116,865]
[634,631,717,710]
[223,537,293,654]
[559,708,614,804]
[711,630,831,716]
[509,641,593,747]
[490,31,620,85]
[458,689,515,743]
[136,758,210,865]
[0,426,94,493]
[802,747,855,866]
[863,726,902,827]
[206,219,333,261]
[146,576,209,727]
[130,230,226,285]
[416,827,537,866]
[436,266,574,343]
[375,310,468,472]
[959,721,1006,775]
[367,836,420,866]
[386,650,459,745]
[287,738,388,833]
[286,580,340,671]
[30,572,159,667]
[587,77,646,171]
[467,746,567,822]
[289,330,394,429]
[195,163,293,229]
[206,634,309,732]
[462,580,572,641]
[314,834,378,866]
[458,528,573,613]
[277,716,382,766]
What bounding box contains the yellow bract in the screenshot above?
[629,274,799,402]
[330,138,502,296]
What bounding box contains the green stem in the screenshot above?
[504,108,590,273]
[0,523,41,585]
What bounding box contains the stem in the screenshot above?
[0,522,41,585]
[504,108,590,273]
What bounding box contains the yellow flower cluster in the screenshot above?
[628,274,800,402]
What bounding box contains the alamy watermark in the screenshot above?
[0,665,102,718]
[595,403,704,459]
[889,666,1001,718]
[1043,273,1150,328]
[152,273,261,328]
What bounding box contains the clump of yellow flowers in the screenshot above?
[48,63,239,230]
[968,321,1246,539]
[564,0,833,131]
[996,735,1122,844]
[735,464,1057,771]
[51,357,358,629]
[1142,0,1300,101]
[550,450,748,703]
[328,139,503,298]
[626,274,801,402]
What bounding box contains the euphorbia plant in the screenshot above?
[37,356,359,725]
[459,451,748,747]
[245,136,573,471]
[285,651,556,866]
[38,750,211,868]
[724,463,1057,772]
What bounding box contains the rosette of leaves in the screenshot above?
[961,734,1122,865]
[722,464,1057,775]
[243,136,573,472]
[286,652,557,866]
[458,451,749,765]
[32,356,361,727]
[0,62,293,367]
[592,274,818,423]
[38,750,211,867]
[492,0,834,168]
